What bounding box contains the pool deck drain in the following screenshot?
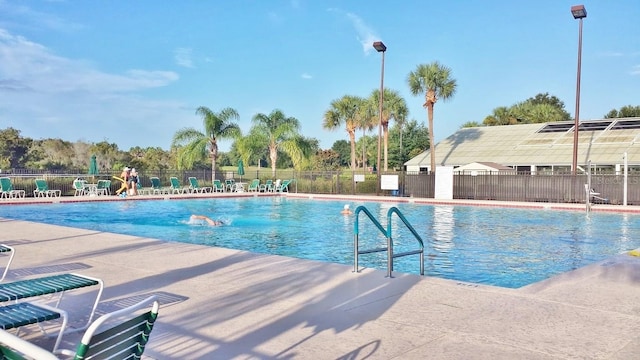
[1,195,640,359]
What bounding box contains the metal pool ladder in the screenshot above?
[353,205,424,278]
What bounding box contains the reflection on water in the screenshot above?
[432,205,455,249]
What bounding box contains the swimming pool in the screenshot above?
[1,197,638,288]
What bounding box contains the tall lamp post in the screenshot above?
[373,41,386,195]
[571,4,587,175]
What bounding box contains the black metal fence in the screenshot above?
[3,169,640,205]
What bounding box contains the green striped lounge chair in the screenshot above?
[0,296,159,360]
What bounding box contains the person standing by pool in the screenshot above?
[129,168,139,196]
[115,167,130,196]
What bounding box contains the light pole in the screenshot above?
[571,4,586,175]
[373,41,386,195]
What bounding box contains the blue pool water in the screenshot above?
[1,197,639,288]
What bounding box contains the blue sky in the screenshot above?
[0,0,638,152]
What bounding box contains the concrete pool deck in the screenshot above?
[1,194,640,359]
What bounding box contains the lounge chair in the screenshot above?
[33,179,61,198]
[0,273,103,353]
[0,178,25,199]
[72,180,86,196]
[188,177,212,193]
[275,179,291,192]
[169,177,190,194]
[225,179,235,192]
[247,179,260,192]
[0,296,159,360]
[149,177,168,195]
[95,179,110,196]
[0,244,15,282]
[137,179,153,195]
[213,180,225,192]
[259,179,273,192]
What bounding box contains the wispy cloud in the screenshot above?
[631,65,640,76]
[0,28,185,148]
[174,47,194,68]
[301,73,312,79]
[328,8,379,55]
[598,51,624,57]
[0,29,178,93]
[0,0,82,32]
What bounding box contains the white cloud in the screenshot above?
[328,8,380,55]
[631,65,640,76]
[301,73,312,79]
[0,29,179,93]
[0,28,186,149]
[174,47,194,68]
[0,0,82,32]
[345,12,379,55]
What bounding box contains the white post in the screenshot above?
[623,152,628,206]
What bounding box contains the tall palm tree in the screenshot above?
[322,95,365,170]
[356,101,377,169]
[368,88,409,171]
[407,62,457,174]
[251,109,302,177]
[172,106,240,181]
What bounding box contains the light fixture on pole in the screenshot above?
[373,41,386,195]
[571,4,586,175]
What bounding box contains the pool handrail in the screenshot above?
[353,206,388,274]
[386,207,424,277]
[353,205,425,277]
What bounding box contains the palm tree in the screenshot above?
[251,109,302,177]
[172,106,240,181]
[322,95,365,170]
[368,88,408,171]
[356,101,377,169]
[407,62,457,174]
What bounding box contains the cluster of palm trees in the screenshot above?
[325,61,457,174]
[173,107,313,181]
[173,61,457,180]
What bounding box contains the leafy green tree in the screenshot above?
[27,139,75,170]
[127,146,174,171]
[331,140,351,167]
[323,95,365,170]
[605,105,640,118]
[313,149,341,171]
[286,135,317,171]
[461,121,482,128]
[91,141,125,171]
[484,93,571,126]
[0,128,31,169]
[525,93,571,121]
[483,106,514,126]
[407,62,457,174]
[389,120,429,168]
[368,88,409,171]
[172,106,240,181]
[251,109,302,177]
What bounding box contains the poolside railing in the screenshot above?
[353,205,424,278]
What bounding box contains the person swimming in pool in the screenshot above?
[341,204,353,215]
[190,215,224,226]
